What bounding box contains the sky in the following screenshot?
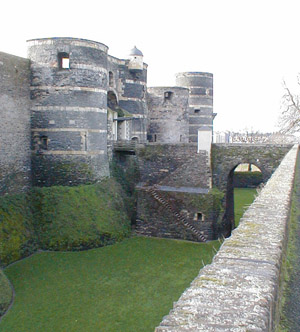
[1,0,300,133]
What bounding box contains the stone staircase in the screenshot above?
[145,186,207,242]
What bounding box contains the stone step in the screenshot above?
[146,186,207,242]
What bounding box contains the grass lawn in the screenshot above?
[0,237,221,332]
[234,188,257,227]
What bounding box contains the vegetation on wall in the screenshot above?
[31,157,95,187]
[0,178,131,267]
[110,156,140,223]
[0,193,35,266]
[137,145,165,161]
[30,179,131,251]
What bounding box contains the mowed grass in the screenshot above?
[1,237,220,332]
[234,188,257,227]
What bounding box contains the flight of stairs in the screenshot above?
[144,186,207,242]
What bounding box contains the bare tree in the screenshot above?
[279,78,300,134]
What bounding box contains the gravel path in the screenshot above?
[281,152,300,331]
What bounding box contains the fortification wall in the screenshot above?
[0,52,31,195]
[137,144,210,188]
[135,144,217,240]
[155,144,298,331]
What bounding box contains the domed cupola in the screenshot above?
[128,46,144,72]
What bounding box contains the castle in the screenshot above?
[25,37,214,186]
[2,37,290,242]
[0,37,214,191]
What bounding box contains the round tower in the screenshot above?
[116,46,148,143]
[27,37,110,186]
[175,72,214,143]
[128,46,144,72]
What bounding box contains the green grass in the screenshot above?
[0,269,12,316]
[0,237,221,332]
[234,188,257,227]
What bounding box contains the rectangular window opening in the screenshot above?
[40,136,48,150]
[58,52,70,70]
[164,91,173,101]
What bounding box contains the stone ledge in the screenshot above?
[155,144,299,331]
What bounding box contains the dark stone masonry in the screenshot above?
[0,36,298,330]
[0,36,293,239]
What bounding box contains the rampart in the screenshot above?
[155,144,299,331]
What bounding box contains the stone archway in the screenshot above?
[222,163,263,237]
[107,90,118,111]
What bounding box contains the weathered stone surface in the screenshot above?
[211,143,292,190]
[155,145,299,331]
[0,52,31,195]
[147,87,190,143]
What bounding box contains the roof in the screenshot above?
[129,46,143,57]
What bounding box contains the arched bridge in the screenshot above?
[211,143,293,190]
[211,143,293,235]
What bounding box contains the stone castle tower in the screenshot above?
[27,38,149,186]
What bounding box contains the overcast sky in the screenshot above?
[1,0,300,133]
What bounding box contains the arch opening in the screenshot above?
[223,163,263,237]
[107,91,118,111]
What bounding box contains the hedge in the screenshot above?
[233,171,263,188]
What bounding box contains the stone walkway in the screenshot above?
[281,151,300,331]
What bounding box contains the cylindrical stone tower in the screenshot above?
[175,72,214,143]
[117,46,148,143]
[147,87,189,143]
[27,37,110,186]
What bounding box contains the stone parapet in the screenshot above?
[155,144,299,331]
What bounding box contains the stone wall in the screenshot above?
[0,52,31,195]
[155,144,298,331]
[147,87,189,143]
[135,144,218,240]
[136,188,223,241]
[137,144,211,188]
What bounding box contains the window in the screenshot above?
[58,52,70,70]
[164,91,173,101]
[194,212,205,222]
[40,136,48,150]
[109,71,114,87]
[194,109,200,114]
